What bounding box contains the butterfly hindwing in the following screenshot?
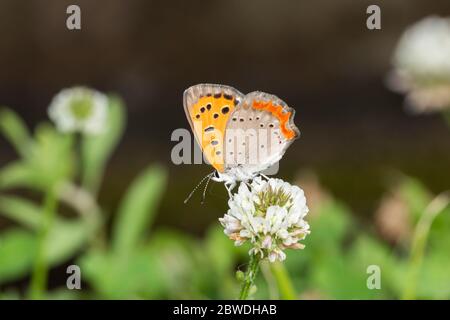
[224,91,300,174]
[183,84,244,172]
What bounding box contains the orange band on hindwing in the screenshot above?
[252,100,297,140]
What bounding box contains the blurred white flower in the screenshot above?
[219,177,310,262]
[48,87,108,134]
[389,16,450,113]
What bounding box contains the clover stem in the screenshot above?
[270,261,297,300]
[402,192,450,300]
[239,254,260,300]
[29,185,58,299]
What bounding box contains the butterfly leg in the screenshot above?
[224,181,236,198]
[224,184,232,198]
[260,173,270,181]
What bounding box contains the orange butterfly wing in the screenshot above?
[184,84,244,172]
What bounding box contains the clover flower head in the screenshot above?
[48,87,108,135]
[393,16,450,81]
[390,16,450,112]
[219,177,310,262]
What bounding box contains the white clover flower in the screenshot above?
[393,16,450,82]
[48,87,108,135]
[219,177,310,262]
[390,16,450,112]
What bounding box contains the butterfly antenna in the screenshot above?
[184,172,214,204]
[201,173,214,205]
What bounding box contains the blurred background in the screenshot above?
[0,0,450,299]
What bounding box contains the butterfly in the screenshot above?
[183,84,300,202]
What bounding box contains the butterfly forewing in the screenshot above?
[183,84,244,172]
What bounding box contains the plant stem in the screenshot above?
[29,186,58,299]
[239,254,260,300]
[260,261,278,299]
[402,192,449,300]
[270,261,297,300]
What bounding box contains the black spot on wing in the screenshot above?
[204,126,215,133]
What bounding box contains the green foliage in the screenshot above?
[81,96,125,193]
[0,229,35,282]
[0,195,42,229]
[0,108,31,157]
[0,123,74,191]
[80,165,170,299]
[112,165,167,255]
[280,178,450,300]
[0,219,90,284]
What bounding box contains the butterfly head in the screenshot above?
[211,170,231,183]
[213,167,257,185]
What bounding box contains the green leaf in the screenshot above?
[283,197,361,298]
[297,198,353,260]
[310,253,372,299]
[0,219,90,284]
[80,247,166,299]
[112,165,167,254]
[0,290,20,300]
[348,235,405,298]
[0,162,41,190]
[146,229,201,298]
[44,288,82,300]
[0,195,41,229]
[0,229,36,283]
[269,262,297,300]
[0,124,74,191]
[417,250,450,299]
[398,176,432,221]
[27,124,74,187]
[46,220,90,263]
[81,96,126,193]
[204,225,236,276]
[0,108,31,157]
